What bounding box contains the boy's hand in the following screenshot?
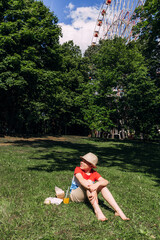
[88,191,98,203]
[88,182,99,192]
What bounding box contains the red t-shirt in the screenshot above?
[74,167,101,182]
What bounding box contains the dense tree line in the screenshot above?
[84,38,159,139]
[0,0,159,139]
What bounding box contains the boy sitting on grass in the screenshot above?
[70,152,130,222]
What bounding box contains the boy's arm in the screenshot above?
[75,173,91,190]
[89,177,109,192]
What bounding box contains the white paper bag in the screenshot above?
[44,197,63,205]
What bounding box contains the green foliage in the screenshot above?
[0,0,63,134]
[83,38,159,138]
[132,0,160,136]
[133,0,160,85]
[84,105,114,131]
[0,1,89,135]
[133,0,160,44]
[52,41,89,134]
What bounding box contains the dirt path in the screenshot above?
[0,136,68,146]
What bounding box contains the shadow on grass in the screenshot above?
[8,136,160,185]
[85,198,114,214]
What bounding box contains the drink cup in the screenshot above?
[63,197,69,204]
[63,186,70,204]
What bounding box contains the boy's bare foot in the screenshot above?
[115,212,119,216]
[115,212,130,221]
[99,217,108,222]
[96,212,108,221]
[97,215,108,221]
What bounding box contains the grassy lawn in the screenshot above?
[0,136,160,240]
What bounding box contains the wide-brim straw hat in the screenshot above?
[80,152,98,168]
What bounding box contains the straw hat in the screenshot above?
[80,152,98,168]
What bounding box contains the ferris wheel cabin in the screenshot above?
[106,0,112,4]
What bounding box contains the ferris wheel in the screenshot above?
[91,0,145,46]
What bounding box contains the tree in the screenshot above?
[84,38,159,139]
[0,0,62,134]
[133,0,160,85]
[55,41,89,135]
[132,0,160,137]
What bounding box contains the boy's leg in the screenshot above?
[70,180,93,202]
[70,181,107,221]
[100,187,130,220]
[70,186,87,202]
[86,189,107,221]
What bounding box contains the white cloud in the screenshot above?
[66,3,74,11]
[59,6,100,54]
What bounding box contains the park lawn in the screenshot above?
[0,136,160,240]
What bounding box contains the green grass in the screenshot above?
[0,136,160,240]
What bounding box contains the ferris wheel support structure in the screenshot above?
[91,0,145,46]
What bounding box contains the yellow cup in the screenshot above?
[63,197,69,204]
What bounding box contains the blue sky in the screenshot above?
[42,0,101,23]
